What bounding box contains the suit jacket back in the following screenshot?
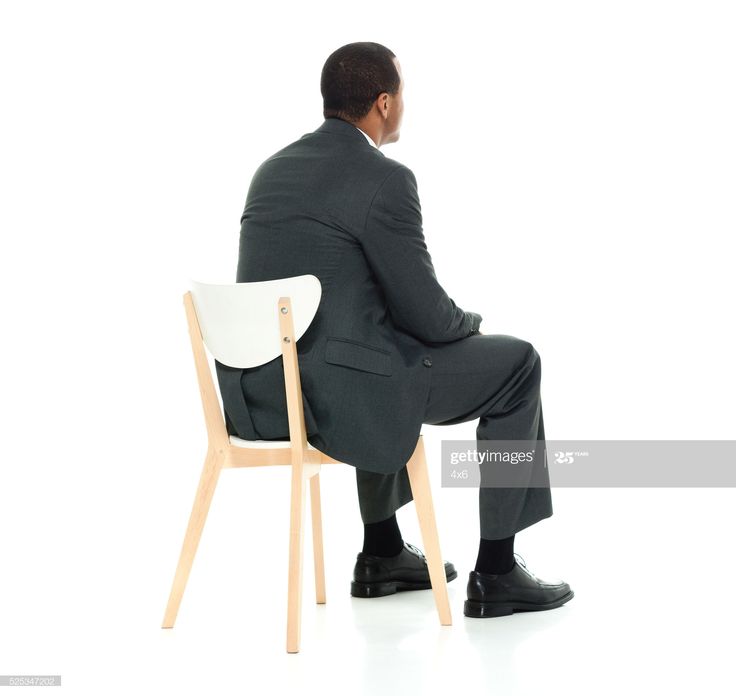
[215,116,482,474]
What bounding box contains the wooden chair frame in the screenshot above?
[161,290,452,653]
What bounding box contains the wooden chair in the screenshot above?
[161,275,452,652]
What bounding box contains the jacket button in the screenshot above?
[422,357,432,367]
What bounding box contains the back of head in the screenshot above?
[320,42,400,122]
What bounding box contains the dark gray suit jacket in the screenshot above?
[215,116,482,474]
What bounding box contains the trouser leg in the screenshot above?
[354,334,553,536]
[477,353,552,538]
[355,465,413,524]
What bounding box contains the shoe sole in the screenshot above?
[463,589,575,618]
[351,569,458,598]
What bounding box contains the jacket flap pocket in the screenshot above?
[324,337,392,377]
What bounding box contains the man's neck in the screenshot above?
[354,123,379,149]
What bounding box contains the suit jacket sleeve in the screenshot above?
[360,164,483,343]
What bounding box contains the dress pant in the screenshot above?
[355,334,553,540]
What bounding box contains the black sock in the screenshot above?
[362,513,404,557]
[474,534,516,574]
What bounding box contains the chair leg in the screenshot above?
[310,473,326,605]
[406,436,452,626]
[162,446,224,628]
[286,460,308,653]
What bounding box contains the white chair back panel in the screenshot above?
[190,275,322,368]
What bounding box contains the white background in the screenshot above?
[1,1,734,694]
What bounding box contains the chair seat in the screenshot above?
[229,435,318,450]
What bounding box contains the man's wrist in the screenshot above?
[467,311,483,336]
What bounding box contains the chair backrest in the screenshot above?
[189,275,322,368]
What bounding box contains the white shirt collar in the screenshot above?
[354,125,378,149]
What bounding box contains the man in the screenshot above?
[216,42,573,618]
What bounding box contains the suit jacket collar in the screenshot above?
[314,117,384,156]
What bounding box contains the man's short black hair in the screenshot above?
[321,42,400,122]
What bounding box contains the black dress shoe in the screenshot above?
[351,541,458,598]
[464,553,574,618]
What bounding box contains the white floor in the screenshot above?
[2,426,734,696]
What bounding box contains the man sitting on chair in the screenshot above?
[215,41,573,618]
